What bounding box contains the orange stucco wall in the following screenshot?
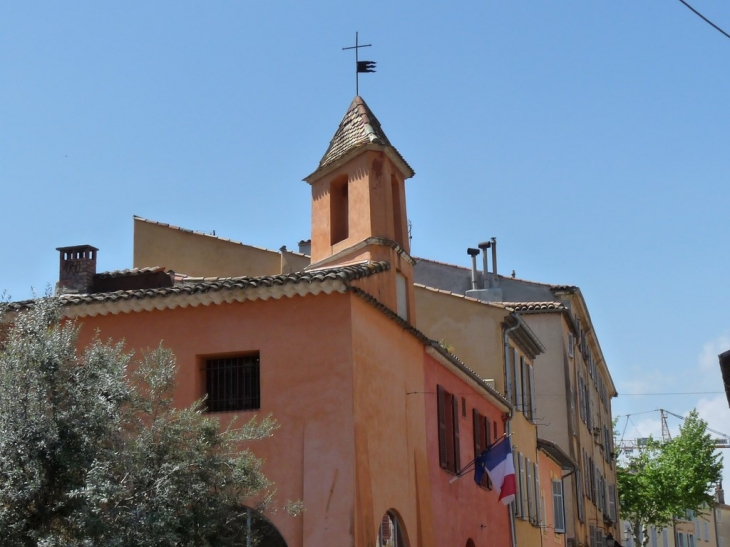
[348,296,434,546]
[423,351,512,547]
[75,293,359,547]
[72,288,455,547]
[308,150,409,265]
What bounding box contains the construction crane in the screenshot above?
[617,409,730,454]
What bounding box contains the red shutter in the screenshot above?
[473,408,482,458]
[484,417,493,489]
[437,385,447,469]
[452,394,460,473]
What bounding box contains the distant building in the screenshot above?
[413,248,621,545]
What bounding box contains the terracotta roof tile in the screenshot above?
[500,301,567,313]
[94,267,167,279]
[315,96,412,175]
[3,262,390,312]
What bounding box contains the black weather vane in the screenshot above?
[342,32,376,96]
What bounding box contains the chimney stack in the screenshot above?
[298,239,312,255]
[478,241,491,288]
[467,248,480,291]
[56,245,98,295]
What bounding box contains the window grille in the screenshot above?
[206,355,260,412]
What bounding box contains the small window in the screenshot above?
[206,354,260,412]
[552,479,565,533]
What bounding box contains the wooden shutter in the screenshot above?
[505,344,514,404]
[515,354,523,413]
[452,393,460,473]
[519,453,527,519]
[528,364,536,422]
[513,450,520,517]
[484,417,492,489]
[473,409,482,457]
[526,458,535,522]
[533,462,541,526]
[437,385,447,469]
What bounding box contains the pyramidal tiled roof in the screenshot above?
[314,96,413,176]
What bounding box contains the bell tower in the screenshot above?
[304,96,416,322]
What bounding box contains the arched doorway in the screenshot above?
[240,507,288,547]
[377,509,409,547]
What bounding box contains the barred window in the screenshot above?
[206,354,260,412]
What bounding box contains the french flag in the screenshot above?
[475,437,517,505]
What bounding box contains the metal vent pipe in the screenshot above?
[478,241,491,288]
[467,248,480,290]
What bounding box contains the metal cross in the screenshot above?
[342,32,374,96]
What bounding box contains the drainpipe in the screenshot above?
[478,241,491,288]
[507,406,517,547]
[503,314,521,547]
[468,248,480,290]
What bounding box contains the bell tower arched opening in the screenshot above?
[330,174,349,246]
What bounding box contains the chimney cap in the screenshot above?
[478,241,491,249]
[467,247,480,257]
[56,244,99,253]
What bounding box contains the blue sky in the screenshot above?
[2,2,729,484]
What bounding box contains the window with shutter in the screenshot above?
[608,484,616,522]
[568,332,574,358]
[472,409,491,489]
[552,479,565,533]
[452,395,460,472]
[437,385,448,468]
[533,462,541,526]
[589,525,595,547]
[437,385,460,474]
[519,453,528,520]
[528,363,536,422]
[576,469,585,523]
[513,450,521,518]
[584,451,592,501]
[526,458,535,523]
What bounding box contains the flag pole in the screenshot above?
[448,433,513,485]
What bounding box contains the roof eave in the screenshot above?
[303,142,414,184]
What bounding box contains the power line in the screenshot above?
[619,391,724,396]
[677,0,730,40]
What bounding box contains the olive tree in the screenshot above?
[0,297,290,546]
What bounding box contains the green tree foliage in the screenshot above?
[617,411,723,546]
[0,298,288,546]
